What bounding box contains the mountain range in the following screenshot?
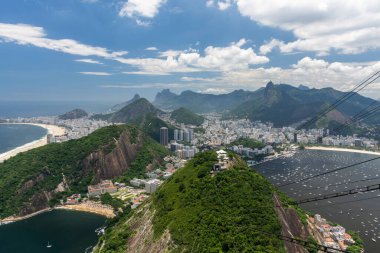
[153,82,379,127]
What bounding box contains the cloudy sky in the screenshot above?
[1,0,380,103]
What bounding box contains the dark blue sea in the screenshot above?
[0,210,106,253]
[0,124,47,154]
[255,150,380,253]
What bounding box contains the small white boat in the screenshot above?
[47,242,52,248]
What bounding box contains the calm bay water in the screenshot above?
[0,210,105,253]
[0,124,47,154]
[255,150,380,253]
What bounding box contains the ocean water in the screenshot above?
[255,150,380,253]
[0,124,47,154]
[0,210,106,253]
[0,101,112,118]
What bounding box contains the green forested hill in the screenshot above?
[59,108,88,120]
[0,125,168,218]
[152,152,284,252]
[170,107,204,125]
[96,152,289,252]
[92,98,174,142]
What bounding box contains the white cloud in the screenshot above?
[158,50,183,58]
[116,39,268,75]
[75,59,103,64]
[291,57,328,69]
[119,0,167,25]
[79,72,112,76]
[0,23,267,76]
[259,39,284,55]
[200,88,228,94]
[181,76,218,82]
[0,23,128,59]
[123,71,170,76]
[145,47,158,51]
[206,0,214,8]
[218,58,380,96]
[218,1,232,11]
[207,1,233,11]
[230,0,380,55]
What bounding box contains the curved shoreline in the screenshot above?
[0,123,66,163]
[0,202,115,225]
[306,146,380,156]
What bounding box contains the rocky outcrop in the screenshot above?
[82,130,144,181]
[17,171,50,195]
[273,194,310,253]
[19,191,53,216]
[126,204,174,253]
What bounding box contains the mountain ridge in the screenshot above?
[153,83,379,127]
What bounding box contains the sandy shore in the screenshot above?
[0,202,114,225]
[56,202,115,218]
[0,123,66,163]
[306,146,380,156]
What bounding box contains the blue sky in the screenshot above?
[1,0,380,104]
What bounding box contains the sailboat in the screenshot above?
[47,241,52,248]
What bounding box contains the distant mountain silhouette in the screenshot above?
[111,94,141,112]
[154,82,379,127]
[59,108,88,120]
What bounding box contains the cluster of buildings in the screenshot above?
[230,145,274,158]
[190,115,378,151]
[87,180,118,197]
[320,135,377,149]
[173,128,194,143]
[160,126,199,159]
[310,214,355,251]
[130,178,163,193]
[170,142,199,159]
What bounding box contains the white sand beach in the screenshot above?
[0,123,66,163]
[306,146,380,156]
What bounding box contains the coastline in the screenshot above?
[0,123,66,163]
[55,202,115,218]
[0,202,115,225]
[306,146,380,156]
[0,208,53,225]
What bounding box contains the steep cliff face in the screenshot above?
[0,125,168,219]
[82,130,144,181]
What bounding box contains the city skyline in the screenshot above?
[1,0,380,103]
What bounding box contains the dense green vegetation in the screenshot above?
[170,107,204,125]
[346,231,364,253]
[59,108,88,120]
[151,151,285,252]
[230,137,265,149]
[96,151,289,252]
[100,193,124,211]
[0,125,166,218]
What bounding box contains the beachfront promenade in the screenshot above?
[0,123,66,163]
